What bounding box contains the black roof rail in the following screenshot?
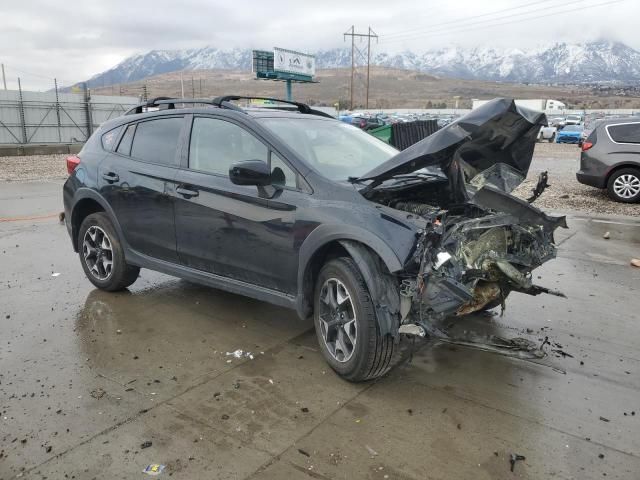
[124,95,333,118]
[124,97,176,115]
[124,97,245,116]
[212,96,334,118]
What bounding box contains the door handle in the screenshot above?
[102,172,119,183]
[176,185,199,198]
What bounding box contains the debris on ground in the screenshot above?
[225,349,254,360]
[598,453,605,459]
[140,441,153,449]
[599,416,610,422]
[90,388,106,399]
[301,407,309,413]
[142,464,166,476]
[603,231,610,239]
[631,259,640,268]
[298,448,311,457]
[551,348,574,358]
[365,445,378,458]
[509,453,526,472]
[51,273,60,277]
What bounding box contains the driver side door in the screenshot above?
[173,115,306,294]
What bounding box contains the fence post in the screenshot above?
[54,78,62,143]
[84,82,93,139]
[17,77,27,144]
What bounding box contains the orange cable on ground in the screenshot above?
[0,213,60,223]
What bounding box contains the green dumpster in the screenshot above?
[369,124,392,145]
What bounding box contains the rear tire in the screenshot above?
[606,168,640,203]
[548,133,555,143]
[78,212,140,291]
[313,257,395,382]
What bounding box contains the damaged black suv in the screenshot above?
[63,96,566,382]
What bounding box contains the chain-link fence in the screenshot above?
[0,88,138,145]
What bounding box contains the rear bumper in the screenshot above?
[576,172,606,189]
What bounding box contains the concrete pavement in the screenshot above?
[1,180,639,479]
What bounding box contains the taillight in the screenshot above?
[581,141,593,152]
[66,155,81,175]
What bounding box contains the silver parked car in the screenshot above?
[577,119,640,203]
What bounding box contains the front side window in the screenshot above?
[608,123,640,144]
[257,117,398,181]
[130,117,184,165]
[189,117,268,175]
[270,152,297,188]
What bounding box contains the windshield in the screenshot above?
[563,125,582,132]
[257,117,398,180]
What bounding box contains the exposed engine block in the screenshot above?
[392,201,439,217]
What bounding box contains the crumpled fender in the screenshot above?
[339,240,401,337]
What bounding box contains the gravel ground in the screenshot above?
[0,154,68,182]
[0,143,637,216]
[515,142,639,217]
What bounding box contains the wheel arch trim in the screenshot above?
[70,189,127,252]
[295,224,403,332]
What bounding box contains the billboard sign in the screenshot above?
[273,48,315,78]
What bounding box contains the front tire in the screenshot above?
[78,212,140,291]
[607,168,640,203]
[313,257,395,382]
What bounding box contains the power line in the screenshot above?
[383,0,559,39]
[381,0,627,45]
[383,0,584,41]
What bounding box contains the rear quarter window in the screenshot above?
[607,123,640,144]
[101,126,122,151]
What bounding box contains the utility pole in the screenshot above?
[191,76,195,98]
[1,64,6,90]
[365,27,378,110]
[344,26,378,110]
[180,72,185,99]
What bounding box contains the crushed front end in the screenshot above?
[399,200,566,330]
[356,99,568,355]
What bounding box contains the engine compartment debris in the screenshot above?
[356,99,568,358]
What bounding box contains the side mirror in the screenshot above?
[229,160,271,186]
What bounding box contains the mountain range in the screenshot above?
[82,40,640,89]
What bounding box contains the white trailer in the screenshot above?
[472,98,565,113]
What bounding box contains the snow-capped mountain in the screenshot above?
[83,41,640,88]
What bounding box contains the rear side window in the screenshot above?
[130,117,184,165]
[117,124,136,156]
[607,123,640,144]
[101,126,122,151]
[189,117,268,175]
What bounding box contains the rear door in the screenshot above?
[98,116,186,262]
[173,114,308,293]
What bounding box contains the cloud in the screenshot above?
[0,0,634,90]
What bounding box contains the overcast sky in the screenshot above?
[0,0,635,90]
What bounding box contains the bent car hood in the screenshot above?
[360,98,546,192]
